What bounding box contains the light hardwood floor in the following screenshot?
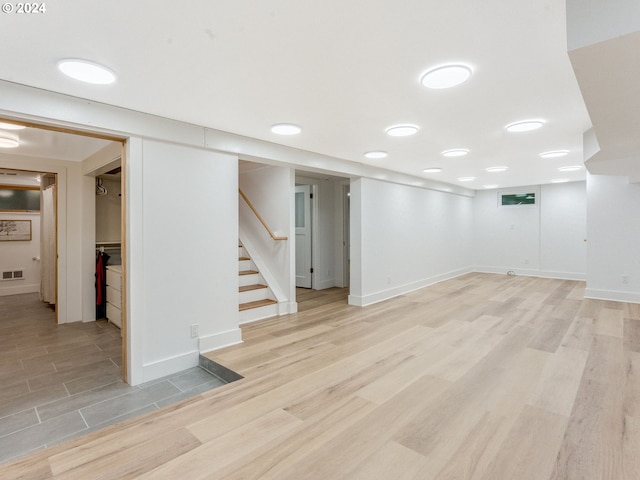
[1,273,639,479]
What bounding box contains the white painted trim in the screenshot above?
[0,283,39,296]
[315,279,338,290]
[239,303,279,324]
[348,267,473,307]
[282,301,298,314]
[584,288,640,304]
[473,266,586,281]
[206,129,476,198]
[199,328,243,354]
[141,350,200,384]
[0,81,474,198]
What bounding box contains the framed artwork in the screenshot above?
[0,219,32,241]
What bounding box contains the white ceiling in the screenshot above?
[0,0,593,189]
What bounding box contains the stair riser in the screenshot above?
[239,303,278,324]
[239,273,262,287]
[239,288,270,303]
[239,259,252,271]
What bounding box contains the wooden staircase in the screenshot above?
[238,245,278,323]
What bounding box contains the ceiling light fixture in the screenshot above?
[364,151,388,159]
[0,135,20,148]
[457,176,475,182]
[486,166,508,172]
[558,165,582,172]
[483,184,499,189]
[441,148,469,157]
[0,122,26,130]
[505,120,544,133]
[423,167,442,173]
[540,150,569,158]
[386,125,419,137]
[551,178,570,183]
[420,64,472,89]
[271,123,301,135]
[57,59,117,85]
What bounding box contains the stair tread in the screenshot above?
[239,284,268,292]
[239,270,259,276]
[239,257,250,261]
[239,299,277,311]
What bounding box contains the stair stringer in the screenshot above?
[238,231,296,317]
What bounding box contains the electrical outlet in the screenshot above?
[622,275,629,285]
[190,324,199,338]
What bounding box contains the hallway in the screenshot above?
[0,293,227,463]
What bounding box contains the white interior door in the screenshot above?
[295,185,312,288]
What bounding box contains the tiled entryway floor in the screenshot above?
[0,293,227,464]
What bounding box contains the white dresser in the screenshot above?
[105,265,122,329]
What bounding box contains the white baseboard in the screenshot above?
[473,266,586,281]
[279,301,297,315]
[314,278,337,290]
[199,328,243,353]
[0,283,39,296]
[584,288,640,304]
[141,350,200,384]
[348,267,473,307]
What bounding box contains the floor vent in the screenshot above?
[2,270,24,280]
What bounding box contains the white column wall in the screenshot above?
[586,174,640,302]
[349,177,474,306]
[540,181,587,278]
[127,139,240,384]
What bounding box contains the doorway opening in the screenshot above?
[294,171,350,305]
[0,119,127,383]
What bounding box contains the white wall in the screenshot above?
[0,211,40,296]
[474,182,586,280]
[95,177,121,244]
[127,139,240,384]
[0,154,86,324]
[350,178,474,306]
[239,164,293,309]
[586,174,640,302]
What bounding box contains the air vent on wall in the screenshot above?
[2,270,24,280]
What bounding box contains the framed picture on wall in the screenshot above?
[0,219,32,241]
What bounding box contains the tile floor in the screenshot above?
[0,293,228,464]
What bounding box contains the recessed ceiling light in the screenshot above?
[423,167,442,173]
[483,184,499,189]
[558,165,582,172]
[0,122,25,130]
[551,178,570,183]
[57,59,117,85]
[540,150,569,158]
[420,64,472,89]
[441,148,469,157]
[271,123,301,135]
[0,135,19,148]
[486,166,508,172]
[457,177,476,182]
[364,151,388,159]
[386,125,419,137]
[505,120,544,133]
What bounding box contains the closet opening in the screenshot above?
[0,119,129,386]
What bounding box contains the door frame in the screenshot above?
[0,117,129,381]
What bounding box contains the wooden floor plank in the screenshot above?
[1,273,639,479]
